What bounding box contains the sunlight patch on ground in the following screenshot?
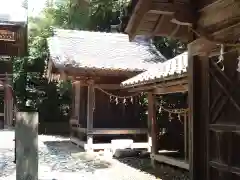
[0,129,159,180]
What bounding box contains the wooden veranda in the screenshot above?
[122,52,189,170]
[47,29,166,152]
[124,0,240,179]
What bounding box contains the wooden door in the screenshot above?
[190,51,240,180]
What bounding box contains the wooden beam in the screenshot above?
[151,153,189,170]
[198,0,240,32]
[95,84,121,90]
[153,84,188,95]
[125,0,152,40]
[170,24,181,38]
[152,15,165,37]
[150,2,193,26]
[72,82,122,90]
[209,161,240,175]
[211,21,240,43]
[210,124,240,133]
[127,77,188,93]
[188,38,218,56]
[88,128,148,135]
[190,21,240,56]
[149,2,175,15]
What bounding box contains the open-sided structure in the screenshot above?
[122,52,189,169]
[125,0,240,179]
[47,29,166,151]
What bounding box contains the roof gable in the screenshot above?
[48,29,166,72]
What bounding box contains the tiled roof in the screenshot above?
[48,29,166,71]
[121,52,188,86]
[47,29,166,72]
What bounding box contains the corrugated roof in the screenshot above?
[48,29,166,72]
[121,52,188,86]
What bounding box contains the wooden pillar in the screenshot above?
[4,74,13,127]
[184,113,188,162]
[87,80,94,152]
[188,45,208,180]
[148,92,157,165]
[147,92,152,152]
[75,81,81,124]
[70,83,75,138]
[16,112,38,180]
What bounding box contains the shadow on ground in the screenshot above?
[116,156,189,180]
[0,149,15,177]
[42,140,111,173]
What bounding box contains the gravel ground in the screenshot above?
[0,129,189,180]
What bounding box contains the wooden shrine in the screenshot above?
[122,52,189,169]
[0,21,27,128]
[47,29,166,151]
[125,0,240,179]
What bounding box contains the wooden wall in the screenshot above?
[76,86,145,129]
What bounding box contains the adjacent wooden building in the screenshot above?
[0,20,27,128]
[122,52,189,169]
[47,29,166,151]
[125,0,240,179]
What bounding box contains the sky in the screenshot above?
[0,0,47,22]
[0,0,27,22]
[28,0,47,17]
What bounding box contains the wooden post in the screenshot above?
[15,112,38,180]
[87,81,94,152]
[148,92,157,166]
[4,73,13,127]
[188,44,195,179]
[188,45,208,180]
[75,81,81,124]
[188,113,191,164]
[184,113,188,162]
[70,83,75,138]
[147,92,152,152]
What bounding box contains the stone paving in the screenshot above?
[0,129,160,180]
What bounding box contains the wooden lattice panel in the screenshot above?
[0,30,15,41]
[207,52,240,179]
[0,24,27,57]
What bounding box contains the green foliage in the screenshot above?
[153,37,187,59]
